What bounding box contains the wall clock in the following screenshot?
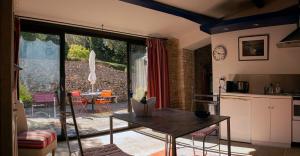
[213,45,227,61]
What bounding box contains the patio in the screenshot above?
[25,102,129,136]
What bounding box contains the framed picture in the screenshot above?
[238,34,269,61]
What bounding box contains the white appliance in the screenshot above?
[293,97,300,142]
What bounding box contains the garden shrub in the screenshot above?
[67,44,89,60]
[20,83,32,104]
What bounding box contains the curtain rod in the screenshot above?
[16,15,167,40]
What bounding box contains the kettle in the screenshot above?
[237,81,249,93]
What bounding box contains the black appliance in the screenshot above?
[226,81,249,93]
[226,81,237,92]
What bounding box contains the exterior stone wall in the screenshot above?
[65,61,128,102]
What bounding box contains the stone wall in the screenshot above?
[65,61,128,102]
[166,38,180,108]
[167,38,195,111]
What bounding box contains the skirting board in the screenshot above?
[252,140,291,148]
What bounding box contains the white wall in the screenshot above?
[212,24,300,92]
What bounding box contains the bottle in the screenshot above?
[268,83,274,94]
[140,91,147,104]
[275,83,281,94]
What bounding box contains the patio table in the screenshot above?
[110,108,231,156]
[81,91,101,113]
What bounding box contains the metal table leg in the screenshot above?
[171,136,177,156]
[92,97,95,113]
[165,134,169,156]
[227,118,231,156]
[110,116,113,144]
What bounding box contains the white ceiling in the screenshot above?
[14,0,199,38]
[14,0,297,49]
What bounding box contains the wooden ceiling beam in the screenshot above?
[120,0,220,24]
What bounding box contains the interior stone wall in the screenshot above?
[166,38,181,108]
[166,38,196,110]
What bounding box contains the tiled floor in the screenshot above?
[49,129,300,156]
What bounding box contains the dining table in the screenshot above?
[109,108,231,156]
[80,91,101,113]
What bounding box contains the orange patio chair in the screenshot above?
[95,90,113,104]
[71,90,88,114]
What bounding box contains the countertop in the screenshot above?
[221,92,293,99]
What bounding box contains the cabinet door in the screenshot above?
[270,98,292,144]
[220,96,251,142]
[251,97,270,142]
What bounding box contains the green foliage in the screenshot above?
[21,32,59,45]
[67,44,89,60]
[64,34,127,65]
[19,83,32,103]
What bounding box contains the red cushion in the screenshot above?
[18,130,56,149]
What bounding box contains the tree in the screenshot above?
[21,32,59,45]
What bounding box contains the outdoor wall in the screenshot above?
[211,24,300,93]
[65,61,128,102]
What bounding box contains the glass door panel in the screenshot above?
[130,44,148,99]
[19,32,61,136]
[65,34,129,136]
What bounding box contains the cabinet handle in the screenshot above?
[268,106,274,109]
[221,97,249,101]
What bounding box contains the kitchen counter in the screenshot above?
[222,92,293,99]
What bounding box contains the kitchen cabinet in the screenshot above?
[220,93,292,147]
[220,96,251,142]
[269,98,291,144]
[251,98,270,142]
[251,97,292,146]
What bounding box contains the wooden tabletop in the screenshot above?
[113,109,229,138]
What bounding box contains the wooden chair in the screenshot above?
[16,101,57,156]
[65,93,132,156]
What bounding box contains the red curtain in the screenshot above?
[147,38,170,109]
[14,18,20,99]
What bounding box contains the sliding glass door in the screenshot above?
[19,20,147,138]
[130,44,148,99]
[64,33,129,136]
[19,32,61,135]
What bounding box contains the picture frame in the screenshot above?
[238,34,269,61]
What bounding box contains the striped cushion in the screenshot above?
[18,130,56,149]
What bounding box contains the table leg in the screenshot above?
[227,118,231,156]
[171,136,177,156]
[110,116,113,144]
[165,134,168,156]
[92,97,95,113]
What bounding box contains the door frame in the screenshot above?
[0,0,15,155]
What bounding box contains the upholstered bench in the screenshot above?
[16,102,57,156]
[18,130,56,149]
